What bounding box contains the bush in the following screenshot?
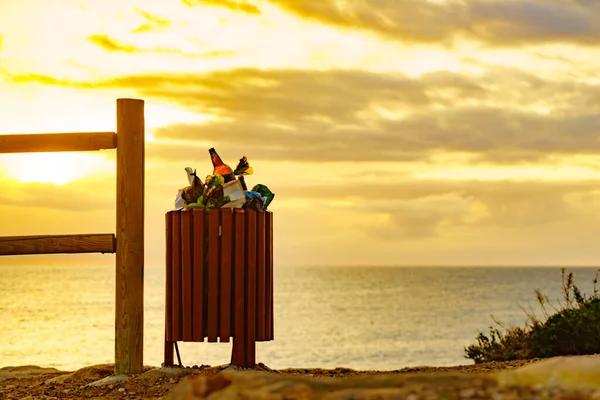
[464,269,600,364]
[464,324,531,364]
[529,297,600,358]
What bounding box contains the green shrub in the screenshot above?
[529,297,600,358]
[464,324,531,363]
[464,268,600,363]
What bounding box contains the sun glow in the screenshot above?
[1,152,113,185]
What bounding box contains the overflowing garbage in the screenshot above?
[174,148,274,212]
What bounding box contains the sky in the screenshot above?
[1,0,600,267]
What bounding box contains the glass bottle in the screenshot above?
[208,147,236,183]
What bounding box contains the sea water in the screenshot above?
[0,266,597,371]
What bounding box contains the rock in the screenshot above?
[168,373,232,399]
[167,370,487,399]
[459,387,477,398]
[86,373,128,387]
[497,354,600,390]
[4,357,600,400]
[168,356,600,400]
[46,364,114,385]
[142,366,206,381]
[0,366,64,383]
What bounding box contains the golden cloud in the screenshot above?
[9,67,600,163]
[87,34,235,58]
[267,0,600,47]
[133,9,172,33]
[88,34,139,53]
[182,0,261,15]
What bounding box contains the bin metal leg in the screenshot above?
[164,340,174,367]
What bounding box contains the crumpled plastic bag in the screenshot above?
[252,184,275,210]
[174,188,184,210]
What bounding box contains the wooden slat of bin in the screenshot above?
[231,209,246,366]
[165,213,174,358]
[245,210,257,367]
[207,208,220,342]
[265,212,273,340]
[219,209,233,342]
[192,209,205,342]
[256,211,267,341]
[270,212,274,339]
[165,213,173,342]
[172,212,183,341]
[180,211,193,341]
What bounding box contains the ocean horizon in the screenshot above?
[1,265,598,371]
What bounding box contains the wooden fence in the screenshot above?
[0,98,145,375]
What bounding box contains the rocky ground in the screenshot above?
[0,357,598,399]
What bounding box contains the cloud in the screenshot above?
[266,0,600,47]
[137,157,600,242]
[3,163,600,265]
[88,34,139,53]
[10,67,600,163]
[141,159,600,241]
[11,73,66,86]
[182,0,261,14]
[131,68,600,163]
[274,179,600,240]
[133,9,172,33]
[86,34,235,58]
[146,108,600,164]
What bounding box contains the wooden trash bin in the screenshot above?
[164,208,274,368]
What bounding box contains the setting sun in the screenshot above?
[0,151,113,185]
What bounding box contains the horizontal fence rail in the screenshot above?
[0,132,117,153]
[0,234,116,255]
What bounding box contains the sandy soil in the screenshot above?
[0,359,544,400]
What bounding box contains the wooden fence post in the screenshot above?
[115,98,145,375]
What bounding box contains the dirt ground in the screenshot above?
[0,359,543,400]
